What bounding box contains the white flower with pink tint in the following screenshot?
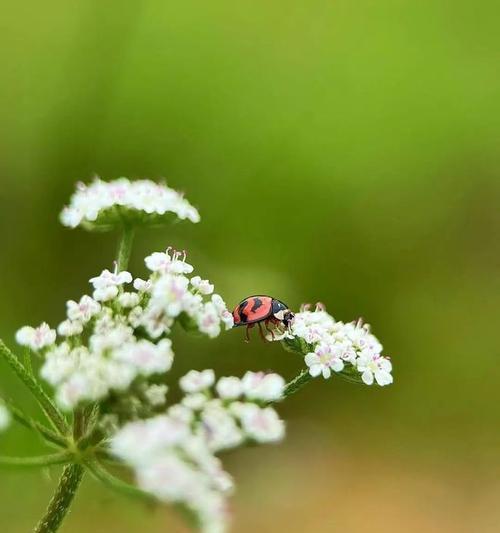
[180,369,215,393]
[15,323,56,351]
[190,276,214,295]
[117,292,140,308]
[242,371,285,402]
[57,320,83,337]
[233,403,285,443]
[150,274,190,317]
[145,248,193,275]
[133,278,151,293]
[89,268,132,301]
[196,302,221,338]
[216,377,243,400]
[356,350,393,386]
[305,342,344,379]
[66,295,101,322]
[115,339,173,376]
[211,294,234,330]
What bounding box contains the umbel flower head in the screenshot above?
[270,303,393,387]
[112,370,286,532]
[60,177,200,231]
[17,248,233,411]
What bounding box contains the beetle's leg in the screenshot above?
[245,324,255,343]
[264,319,275,340]
[257,322,267,342]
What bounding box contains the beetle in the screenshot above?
[232,295,294,342]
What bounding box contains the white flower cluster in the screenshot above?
[60,178,200,230]
[280,304,393,386]
[111,370,286,533]
[15,248,233,410]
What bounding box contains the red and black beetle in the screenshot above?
[232,295,294,342]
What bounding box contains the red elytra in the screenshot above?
[232,295,294,342]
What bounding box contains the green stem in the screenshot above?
[0,340,68,436]
[24,348,33,376]
[34,463,84,533]
[116,225,135,271]
[85,460,155,504]
[0,452,72,468]
[283,369,313,398]
[4,399,67,448]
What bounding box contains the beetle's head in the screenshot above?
[274,309,295,328]
[282,310,295,328]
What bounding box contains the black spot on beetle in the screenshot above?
[251,298,263,313]
[238,301,249,322]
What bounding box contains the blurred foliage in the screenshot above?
[0,1,499,531]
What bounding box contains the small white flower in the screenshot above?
[66,295,100,322]
[356,351,393,386]
[151,274,190,317]
[242,371,285,402]
[0,405,11,432]
[56,373,91,410]
[40,343,78,386]
[15,323,56,351]
[101,361,137,392]
[196,302,221,338]
[128,306,144,328]
[116,339,174,376]
[90,268,132,301]
[111,416,190,465]
[190,276,214,295]
[180,370,215,393]
[118,292,140,308]
[136,453,199,501]
[201,403,244,451]
[140,305,174,338]
[133,278,152,292]
[216,377,243,400]
[145,248,193,275]
[305,343,344,379]
[144,384,168,406]
[182,393,208,410]
[57,319,84,337]
[235,404,285,443]
[90,324,134,354]
[211,294,234,330]
[90,268,132,289]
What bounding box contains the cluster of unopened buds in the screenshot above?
[0,178,394,533]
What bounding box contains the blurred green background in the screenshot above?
[1,1,499,531]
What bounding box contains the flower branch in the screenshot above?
[3,399,67,448]
[0,340,69,435]
[0,452,73,468]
